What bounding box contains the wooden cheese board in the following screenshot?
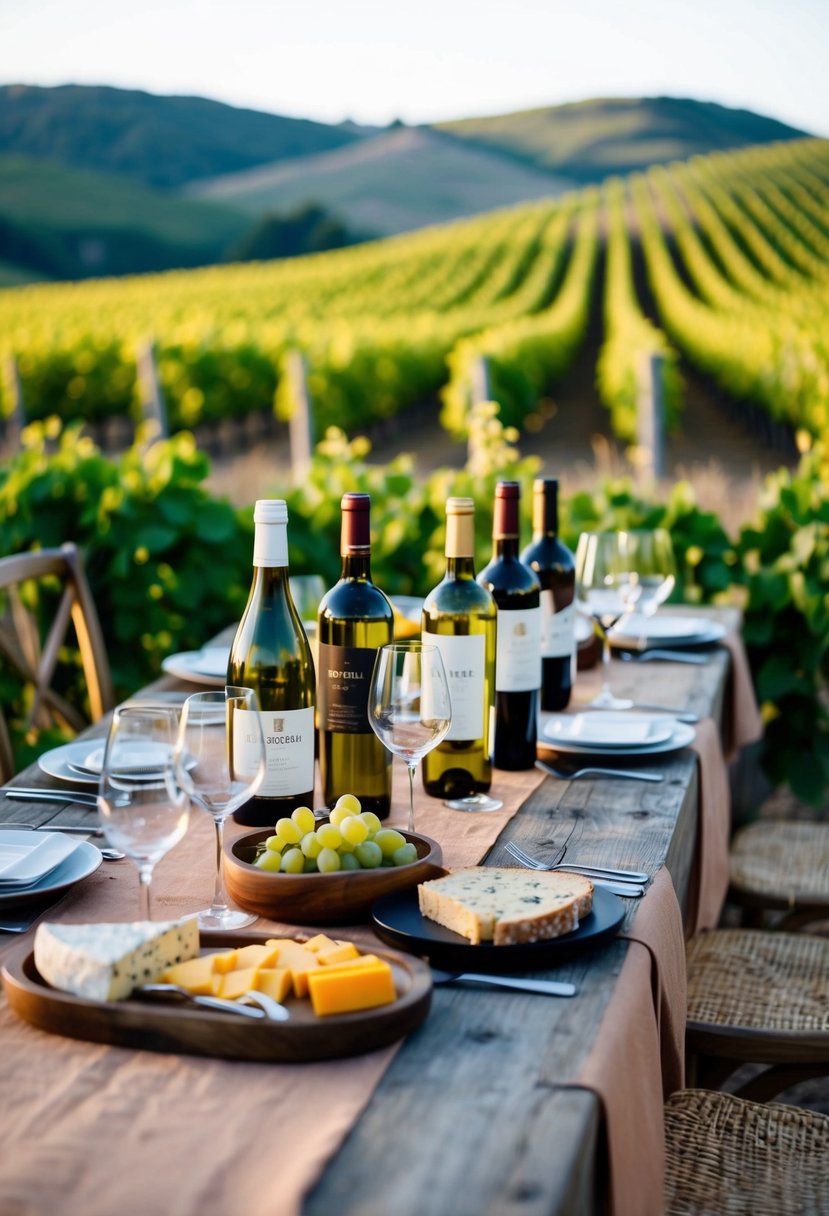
[1,930,432,1062]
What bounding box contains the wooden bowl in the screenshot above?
[224,828,445,925]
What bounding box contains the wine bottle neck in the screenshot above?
[494,538,520,560]
[446,555,477,579]
[252,564,291,593]
[342,551,372,581]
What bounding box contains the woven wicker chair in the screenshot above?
[0,543,114,782]
[685,928,829,1101]
[729,820,829,930]
[665,1089,829,1215]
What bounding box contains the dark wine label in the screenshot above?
[318,643,375,733]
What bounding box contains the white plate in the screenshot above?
[0,831,80,886]
[161,648,230,686]
[543,712,673,749]
[610,617,727,650]
[539,719,696,758]
[83,742,173,776]
[38,741,105,785]
[0,841,102,908]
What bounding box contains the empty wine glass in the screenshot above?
[368,642,452,833]
[174,688,266,931]
[97,705,189,919]
[625,528,677,618]
[575,531,641,710]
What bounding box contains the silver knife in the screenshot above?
[3,788,99,807]
[432,970,576,997]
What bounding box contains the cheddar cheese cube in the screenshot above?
[307,961,396,1016]
[160,954,220,995]
[254,968,293,1002]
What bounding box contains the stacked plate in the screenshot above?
[540,710,695,758]
[38,740,177,785]
[161,646,230,686]
[609,613,726,651]
[0,830,102,907]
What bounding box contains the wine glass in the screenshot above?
[368,642,452,833]
[97,705,190,920]
[625,528,676,618]
[575,531,641,710]
[174,688,266,931]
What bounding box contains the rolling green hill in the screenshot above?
[0,155,250,277]
[187,126,575,236]
[437,96,809,181]
[0,84,368,189]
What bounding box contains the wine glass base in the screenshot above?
[445,794,504,813]
[197,908,258,932]
[587,692,634,711]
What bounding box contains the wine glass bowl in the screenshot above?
[97,705,189,919]
[368,642,452,832]
[175,688,265,931]
[624,528,676,619]
[575,531,642,711]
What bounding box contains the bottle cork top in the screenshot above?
[254,500,288,525]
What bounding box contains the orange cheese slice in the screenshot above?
[307,961,396,1016]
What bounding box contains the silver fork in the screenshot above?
[505,840,649,885]
[535,759,664,784]
[618,649,708,665]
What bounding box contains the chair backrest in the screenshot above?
[0,543,114,782]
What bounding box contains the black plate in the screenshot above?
[370,884,625,973]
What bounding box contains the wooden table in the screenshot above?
[0,608,739,1216]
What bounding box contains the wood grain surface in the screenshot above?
[0,606,740,1216]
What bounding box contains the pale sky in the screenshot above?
[1,0,827,136]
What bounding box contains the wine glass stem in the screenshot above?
[600,629,613,698]
[138,864,153,920]
[210,816,229,915]
[406,761,417,834]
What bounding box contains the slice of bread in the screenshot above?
[417,867,594,946]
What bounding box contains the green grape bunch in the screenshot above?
[253,795,418,874]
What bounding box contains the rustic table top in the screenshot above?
[0,606,739,1216]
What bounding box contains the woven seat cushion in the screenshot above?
[665,1089,829,1216]
[730,821,829,904]
[686,929,829,1035]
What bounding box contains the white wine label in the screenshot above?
[426,632,486,741]
[318,643,374,734]
[496,606,542,692]
[540,595,576,658]
[232,706,314,796]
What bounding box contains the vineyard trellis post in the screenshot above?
[136,340,169,441]
[285,350,314,484]
[636,352,666,482]
[2,355,25,452]
[467,355,491,466]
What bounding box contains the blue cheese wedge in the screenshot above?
[417,868,593,946]
[33,918,199,1001]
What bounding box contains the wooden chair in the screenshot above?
[684,927,829,1102]
[729,820,829,930]
[665,1089,829,1215]
[0,543,114,781]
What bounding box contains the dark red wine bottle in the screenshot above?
[477,481,541,770]
[521,478,576,711]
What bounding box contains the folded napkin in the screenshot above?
[688,717,731,934]
[621,867,687,1095]
[720,631,763,761]
[0,831,79,888]
[573,943,666,1216]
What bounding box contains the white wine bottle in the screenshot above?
[317,493,394,818]
[422,496,497,799]
[521,478,576,711]
[478,481,541,770]
[228,500,316,826]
